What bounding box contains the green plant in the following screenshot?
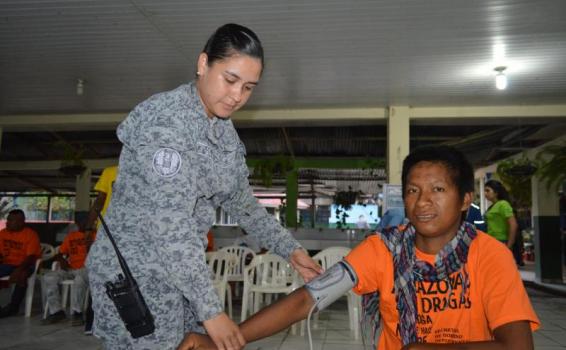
[496,156,536,208]
[536,141,566,191]
[252,155,295,187]
[55,141,86,176]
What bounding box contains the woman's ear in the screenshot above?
[461,192,473,212]
[197,53,208,76]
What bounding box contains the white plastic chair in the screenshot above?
[0,258,41,317]
[218,245,256,296]
[312,246,361,339]
[240,254,300,322]
[40,243,56,261]
[207,251,235,319]
[42,261,90,319]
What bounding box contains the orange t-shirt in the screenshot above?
[345,232,540,350]
[59,230,95,270]
[0,227,41,266]
[206,231,215,252]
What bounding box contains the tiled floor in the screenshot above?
[1,286,565,349]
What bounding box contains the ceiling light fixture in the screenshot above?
[76,79,85,96]
[494,66,507,90]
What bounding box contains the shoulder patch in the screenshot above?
[152,148,182,177]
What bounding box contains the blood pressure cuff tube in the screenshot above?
[305,260,358,312]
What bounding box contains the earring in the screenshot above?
[196,71,201,76]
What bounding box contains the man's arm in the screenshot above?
[240,288,314,342]
[402,320,533,350]
[176,288,315,350]
[85,192,107,231]
[53,253,70,270]
[506,216,518,249]
[10,255,37,285]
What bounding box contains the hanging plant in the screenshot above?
[56,141,87,177]
[536,141,566,191]
[252,155,295,187]
[496,156,536,208]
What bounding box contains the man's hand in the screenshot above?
[289,249,323,282]
[177,332,217,350]
[202,312,245,350]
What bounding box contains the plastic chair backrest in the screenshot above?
[205,251,216,264]
[219,245,256,277]
[312,246,352,269]
[246,254,295,288]
[40,243,56,261]
[207,251,236,284]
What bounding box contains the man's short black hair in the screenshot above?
[8,209,25,220]
[402,145,475,200]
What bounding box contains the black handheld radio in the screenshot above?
[98,213,155,338]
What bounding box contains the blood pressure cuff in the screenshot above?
[305,260,358,312]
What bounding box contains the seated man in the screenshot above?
[0,209,41,318]
[41,221,92,325]
[179,145,540,350]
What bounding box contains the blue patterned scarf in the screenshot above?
[361,221,477,346]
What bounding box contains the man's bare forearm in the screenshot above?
[239,288,314,342]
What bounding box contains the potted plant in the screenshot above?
[536,141,566,191]
[57,142,87,176]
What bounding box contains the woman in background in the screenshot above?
[484,179,519,251]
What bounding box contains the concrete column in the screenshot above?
[387,106,410,185]
[75,167,92,212]
[286,169,298,228]
[531,176,561,283]
[479,177,486,214]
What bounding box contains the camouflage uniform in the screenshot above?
[86,82,302,350]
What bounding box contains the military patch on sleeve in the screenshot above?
[152,148,182,177]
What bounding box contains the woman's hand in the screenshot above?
[202,312,245,350]
[176,332,217,350]
[290,249,323,282]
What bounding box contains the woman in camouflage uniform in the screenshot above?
[87,23,321,350]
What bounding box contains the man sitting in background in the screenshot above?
[0,209,41,318]
[41,221,92,325]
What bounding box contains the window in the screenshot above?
[49,196,75,222]
[214,207,238,226]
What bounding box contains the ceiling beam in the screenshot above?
[0,159,118,171]
[1,105,565,132]
[1,171,58,193]
[0,157,384,171]
[411,105,566,120]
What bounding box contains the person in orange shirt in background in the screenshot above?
[180,145,540,350]
[0,209,41,318]
[206,230,215,252]
[40,220,93,325]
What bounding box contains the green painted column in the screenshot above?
[531,175,562,283]
[286,169,298,228]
